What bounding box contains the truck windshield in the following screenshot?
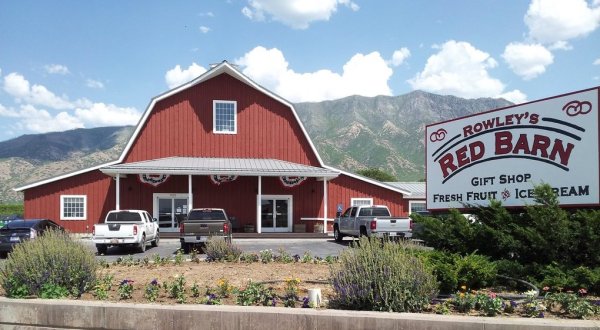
[188,210,226,220]
[358,207,391,217]
[106,212,142,222]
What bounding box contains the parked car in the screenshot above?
[333,205,412,242]
[0,214,22,229]
[0,219,64,256]
[180,208,232,253]
[92,210,159,255]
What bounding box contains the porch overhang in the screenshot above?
[99,156,340,179]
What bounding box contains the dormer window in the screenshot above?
[213,100,237,134]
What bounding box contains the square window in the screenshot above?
[60,195,86,220]
[409,201,426,214]
[213,100,237,134]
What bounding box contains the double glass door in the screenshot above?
[154,194,188,232]
[261,196,292,232]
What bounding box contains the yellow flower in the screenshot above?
[460,285,467,291]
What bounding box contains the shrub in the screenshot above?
[204,237,242,261]
[539,263,574,290]
[329,237,438,312]
[0,229,97,298]
[420,250,458,294]
[455,253,497,290]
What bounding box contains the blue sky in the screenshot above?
[0,0,599,141]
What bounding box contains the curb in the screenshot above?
[0,298,598,330]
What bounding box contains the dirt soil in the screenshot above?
[80,261,334,305]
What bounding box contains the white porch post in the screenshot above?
[188,175,193,211]
[256,176,262,234]
[115,174,120,211]
[323,178,328,233]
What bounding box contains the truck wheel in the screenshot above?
[334,225,344,242]
[138,235,146,253]
[96,244,108,255]
[182,243,191,254]
[151,232,159,247]
[359,227,368,238]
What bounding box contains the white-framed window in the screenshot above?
[213,100,237,134]
[60,195,87,220]
[351,198,373,207]
[409,201,427,214]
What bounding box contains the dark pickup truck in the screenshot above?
[179,208,232,253]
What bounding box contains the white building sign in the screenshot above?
[426,87,599,210]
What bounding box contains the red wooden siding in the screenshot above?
[327,174,408,218]
[124,74,320,166]
[23,170,115,234]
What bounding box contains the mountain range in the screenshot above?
[0,90,511,203]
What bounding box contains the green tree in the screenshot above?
[356,168,396,182]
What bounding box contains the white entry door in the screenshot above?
[260,195,292,232]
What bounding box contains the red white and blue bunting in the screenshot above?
[210,175,239,185]
[138,174,170,187]
[279,176,307,188]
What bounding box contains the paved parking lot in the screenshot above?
[80,237,353,263]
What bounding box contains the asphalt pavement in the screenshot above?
[80,237,353,263]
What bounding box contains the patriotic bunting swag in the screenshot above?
[138,174,170,187]
[210,175,238,185]
[279,176,307,188]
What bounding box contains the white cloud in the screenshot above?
[199,11,214,17]
[236,46,393,102]
[594,58,600,65]
[548,40,573,51]
[13,105,83,133]
[164,63,208,89]
[199,26,211,34]
[391,48,411,66]
[0,72,142,134]
[241,0,359,29]
[524,0,600,44]
[3,72,73,109]
[44,64,70,75]
[74,103,140,127]
[408,40,505,99]
[502,42,554,80]
[497,90,528,104]
[0,103,19,118]
[86,79,104,89]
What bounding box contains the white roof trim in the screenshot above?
[322,165,412,196]
[13,160,120,192]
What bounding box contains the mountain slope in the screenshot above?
[0,126,134,203]
[0,91,512,203]
[294,91,512,180]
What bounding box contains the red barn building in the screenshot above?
[15,62,412,234]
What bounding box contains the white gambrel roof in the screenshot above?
[14,61,411,196]
[101,157,339,178]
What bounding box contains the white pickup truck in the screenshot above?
[92,210,159,254]
[333,205,412,242]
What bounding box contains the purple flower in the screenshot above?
[538,312,545,318]
[510,300,518,308]
[150,279,158,286]
[271,297,278,307]
[302,296,310,308]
